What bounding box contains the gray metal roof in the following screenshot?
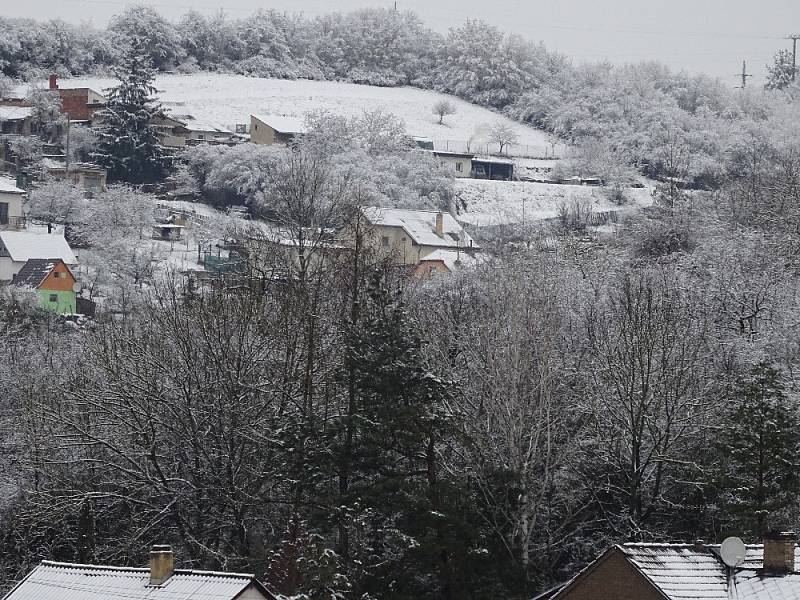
[3,561,273,600]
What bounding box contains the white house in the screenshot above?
[0,231,77,280]
[360,207,480,269]
[2,545,277,600]
[0,177,25,230]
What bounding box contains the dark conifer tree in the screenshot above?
[93,35,169,184]
[713,362,800,536]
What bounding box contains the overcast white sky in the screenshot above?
[6,0,798,85]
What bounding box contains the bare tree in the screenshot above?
[432,99,457,125]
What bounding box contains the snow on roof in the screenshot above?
[432,150,475,159]
[251,114,307,134]
[3,561,270,600]
[472,156,515,165]
[0,177,25,194]
[735,570,800,600]
[0,106,33,121]
[420,248,479,271]
[172,113,233,135]
[362,207,480,250]
[0,232,77,264]
[619,543,800,600]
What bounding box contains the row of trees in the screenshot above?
[4,6,798,188]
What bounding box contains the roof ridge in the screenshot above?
[40,561,254,579]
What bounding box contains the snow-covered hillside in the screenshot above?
[58,73,561,155]
[456,179,655,226]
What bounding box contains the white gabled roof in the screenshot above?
[3,561,270,600]
[251,114,307,134]
[0,177,24,194]
[0,232,77,264]
[0,106,34,121]
[362,207,479,250]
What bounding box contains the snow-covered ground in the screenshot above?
[56,73,560,155]
[456,179,655,226]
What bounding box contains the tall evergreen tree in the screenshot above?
[713,362,800,536]
[93,35,169,184]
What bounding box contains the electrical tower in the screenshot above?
[735,60,753,88]
[786,33,800,81]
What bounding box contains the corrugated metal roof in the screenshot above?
[3,561,265,600]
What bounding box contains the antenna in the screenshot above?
[720,537,746,568]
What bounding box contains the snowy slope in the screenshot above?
[57,73,559,155]
[456,179,655,226]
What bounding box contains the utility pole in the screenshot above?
[786,33,800,81]
[65,112,71,175]
[735,60,753,89]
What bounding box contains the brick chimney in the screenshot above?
[763,531,796,573]
[49,74,58,90]
[435,212,444,237]
[149,545,174,586]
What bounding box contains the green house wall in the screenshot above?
[37,289,76,314]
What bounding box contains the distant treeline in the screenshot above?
[1,6,798,187]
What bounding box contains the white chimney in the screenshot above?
[149,545,174,586]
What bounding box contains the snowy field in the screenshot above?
[56,73,559,154]
[456,179,655,226]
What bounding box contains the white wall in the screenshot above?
[0,258,24,281]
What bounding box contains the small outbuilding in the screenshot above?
[472,157,514,181]
[432,151,474,178]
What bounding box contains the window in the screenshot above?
[455,162,463,172]
[0,202,7,225]
[49,294,58,303]
[381,236,390,247]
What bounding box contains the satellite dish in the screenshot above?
[72,282,81,293]
[720,536,746,568]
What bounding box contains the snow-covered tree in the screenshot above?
[109,6,182,71]
[27,86,64,143]
[93,36,169,184]
[432,99,456,125]
[487,121,519,154]
[765,49,796,90]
